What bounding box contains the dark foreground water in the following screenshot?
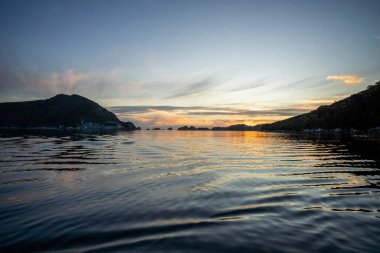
[1,131,380,253]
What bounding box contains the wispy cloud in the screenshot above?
[61,70,88,86]
[111,105,312,128]
[111,105,205,114]
[110,105,309,120]
[326,75,364,86]
[0,58,109,98]
[293,94,349,109]
[165,78,217,99]
[0,56,165,101]
[374,35,380,40]
[228,77,270,92]
[0,54,224,103]
[110,91,354,128]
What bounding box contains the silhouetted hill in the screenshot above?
[262,81,380,131]
[0,94,137,130]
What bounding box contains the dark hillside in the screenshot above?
[262,81,380,131]
[0,94,137,130]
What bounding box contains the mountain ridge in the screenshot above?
[261,81,380,131]
[0,94,138,131]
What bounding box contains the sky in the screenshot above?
[0,0,379,128]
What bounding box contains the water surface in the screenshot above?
[1,131,380,252]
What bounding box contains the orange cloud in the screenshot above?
[63,70,87,86]
[326,75,364,86]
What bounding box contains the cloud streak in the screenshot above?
[0,59,112,98]
[326,75,364,86]
[165,78,217,99]
[112,105,311,128]
[227,77,270,92]
[110,105,309,117]
[110,92,352,128]
[0,55,224,103]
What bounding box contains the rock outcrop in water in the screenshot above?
[261,81,380,131]
[0,94,138,131]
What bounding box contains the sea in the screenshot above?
[1,130,380,252]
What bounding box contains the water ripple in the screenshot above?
[0,131,379,252]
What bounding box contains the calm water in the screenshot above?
[1,131,380,253]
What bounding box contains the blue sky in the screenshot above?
[0,0,379,127]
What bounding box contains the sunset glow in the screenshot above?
[0,0,379,128]
[1,1,380,252]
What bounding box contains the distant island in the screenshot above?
[177,81,380,135]
[178,124,263,131]
[0,94,139,131]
